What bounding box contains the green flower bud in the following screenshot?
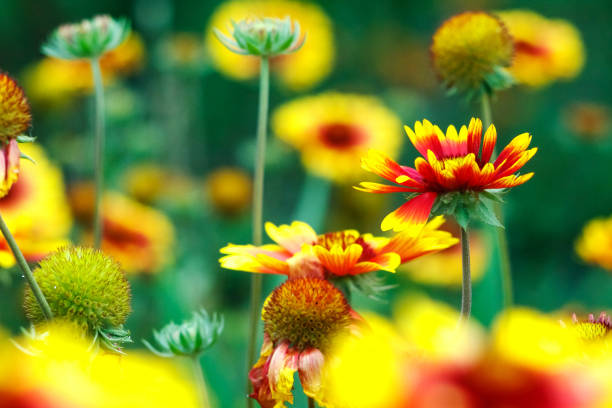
[214,16,305,57]
[23,246,132,353]
[143,309,223,358]
[42,15,130,60]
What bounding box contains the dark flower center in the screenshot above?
[318,123,367,150]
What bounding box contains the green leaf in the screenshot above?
[475,200,504,228]
[455,204,470,229]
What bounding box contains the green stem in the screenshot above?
[90,58,105,249]
[481,92,514,308]
[460,227,471,320]
[247,57,270,408]
[192,356,211,408]
[0,211,52,320]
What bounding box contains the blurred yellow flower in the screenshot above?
[23,33,146,105]
[0,144,72,268]
[205,0,334,90]
[204,166,252,216]
[272,92,402,183]
[575,215,612,271]
[498,10,585,87]
[69,183,174,275]
[564,102,611,141]
[401,221,488,286]
[0,322,199,408]
[121,163,196,205]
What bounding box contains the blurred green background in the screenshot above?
[1,0,612,407]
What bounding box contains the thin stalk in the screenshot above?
[90,58,105,249]
[481,92,514,308]
[246,57,270,408]
[460,227,471,320]
[0,211,52,320]
[192,356,211,408]
[308,397,316,408]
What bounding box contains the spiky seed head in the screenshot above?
[24,246,131,334]
[0,74,31,143]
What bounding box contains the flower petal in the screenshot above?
[352,252,401,275]
[381,192,437,232]
[265,221,318,254]
[268,341,299,406]
[479,124,497,165]
[313,243,363,276]
[354,181,418,194]
[298,348,325,402]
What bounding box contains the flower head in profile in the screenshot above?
[575,215,612,271]
[431,11,514,97]
[69,184,175,275]
[250,277,361,407]
[357,118,536,231]
[42,15,130,60]
[0,144,72,268]
[272,92,402,183]
[205,0,334,90]
[220,217,457,284]
[498,10,585,87]
[23,246,131,353]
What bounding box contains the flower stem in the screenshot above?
[247,57,270,407]
[90,58,105,249]
[481,91,513,308]
[308,397,316,408]
[192,356,211,408]
[0,211,52,320]
[460,226,471,320]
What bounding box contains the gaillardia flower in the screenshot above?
[357,118,536,231]
[23,246,131,352]
[575,215,612,271]
[220,218,457,280]
[250,277,361,407]
[431,11,514,96]
[204,166,253,216]
[69,184,175,275]
[498,10,585,88]
[0,144,72,268]
[205,0,334,90]
[272,92,402,183]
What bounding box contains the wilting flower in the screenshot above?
[70,184,175,275]
[431,11,514,96]
[220,218,457,281]
[42,15,130,60]
[0,144,72,268]
[564,102,611,141]
[204,166,253,216]
[0,322,199,408]
[272,92,402,183]
[401,220,488,286]
[498,10,585,87]
[24,246,131,352]
[24,33,145,105]
[205,0,334,90]
[250,277,362,407]
[575,215,612,271]
[357,118,536,231]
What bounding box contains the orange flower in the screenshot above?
[357,118,536,231]
[220,218,457,279]
[249,277,362,407]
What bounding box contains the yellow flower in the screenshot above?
[69,183,175,275]
[400,220,488,286]
[205,0,334,90]
[272,92,402,183]
[204,166,252,216]
[431,11,514,94]
[0,322,199,408]
[498,10,585,87]
[575,215,612,271]
[121,163,195,205]
[23,33,145,105]
[0,143,72,268]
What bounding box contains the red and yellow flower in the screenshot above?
[250,277,362,407]
[498,10,585,88]
[220,217,457,279]
[357,117,536,231]
[271,92,402,183]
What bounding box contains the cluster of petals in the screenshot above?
[357,117,536,231]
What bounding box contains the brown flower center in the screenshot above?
[318,123,367,150]
[515,40,549,57]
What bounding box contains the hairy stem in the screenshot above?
[481,91,514,308]
[247,57,270,408]
[90,58,106,249]
[0,211,52,320]
[460,227,471,321]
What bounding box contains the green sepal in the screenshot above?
[97,325,132,355]
[17,135,36,143]
[431,190,506,229]
[332,273,396,302]
[20,152,37,164]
